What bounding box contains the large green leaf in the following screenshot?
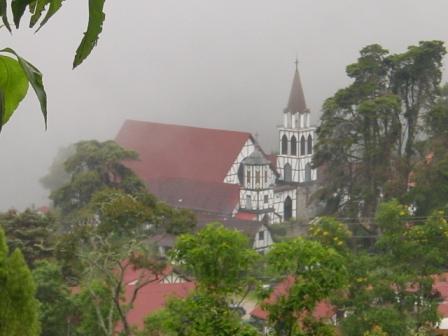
[73,0,105,68]
[0,55,29,130]
[2,48,48,128]
[37,0,63,30]
[29,0,48,28]
[0,0,11,32]
[11,0,33,28]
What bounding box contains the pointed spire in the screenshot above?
[285,60,307,114]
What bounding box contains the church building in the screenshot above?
[115,64,317,224]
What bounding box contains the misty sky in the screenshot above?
[1,0,448,210]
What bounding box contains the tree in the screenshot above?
[50,140,146,216]
[142,224,260,336]
[308,216,352,253]
[407,84,448,215]
[0,227,40,336]
[264,238,347,336]
[0,208,56,267]
[33,260,76,336]
[0,0,107,131]
[171,223,259,296]
[76,234,166,336]
[314,41,446,218]
[337,200,447,335]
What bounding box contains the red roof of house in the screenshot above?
[121,281,195,330]
[250,276,335,321]
[115,120,253,183]
[115,264,195,331]
[148,177,240,215]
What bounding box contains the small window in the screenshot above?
[246,170,251,184]
[264,195,269,204]
[255,171,261,184]
[264,170,268,183]
[246,195,252,209]
[258,230,265,241]
[291,135,297,155]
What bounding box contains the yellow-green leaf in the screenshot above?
[0,55,29,130]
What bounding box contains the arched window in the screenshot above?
[255,171,261,185]
[246,195,252,209]
[284,163,292,182]
[307,134,313,155]
[246,169,251,185]
[291,135,297,155]
[284,196,292,221]
[300,136,306,156]
[264,170,268,184]
[281,135,288,155]
[305,163,312,182]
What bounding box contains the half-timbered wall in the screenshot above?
[223,138,255,184]
[252,224,274,252]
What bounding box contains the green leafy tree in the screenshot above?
[0,208,56,267]
[50,140,146,216]
[264,238,347,336]
[142,224,260,336]
[143,293,259,336]
[0,227,40,336]
[172,223,259,296]
[77,234,166,336]
[338,200,446,335]
[308,216,352,253]
[33,260,76,336]
[407,83,448,215]
[314,41,446,218]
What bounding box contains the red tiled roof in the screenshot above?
[148,177,240,215]
[115,120,252,183]
[250,276,334,321]
[235,211,257,221]
[121,281,195,330]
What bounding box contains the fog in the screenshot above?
[0,0,447,210]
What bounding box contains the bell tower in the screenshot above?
[277,61,317,184]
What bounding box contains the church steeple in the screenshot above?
[285,61,307,114]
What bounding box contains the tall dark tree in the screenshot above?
[314,41,446,218]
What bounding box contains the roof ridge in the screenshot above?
[123,119,253,137]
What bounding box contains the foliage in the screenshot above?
[407,83,448,215]
[308,216,352,253]
[142,224,260,336]
[337,200,446,335]
[0,227,40,336]
[0,48,47,132]
[314,41,446,218]
[50,140,146,216]
[32,260,75,336]
[171,223,259,296]
[0,0,106,68]
[142,292,259,336]
[264,238,347,336]
[77,233,166,336]
[0,208,56,267]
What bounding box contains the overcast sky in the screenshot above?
[1,0,448,210]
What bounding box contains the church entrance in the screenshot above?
[284,196,292,221]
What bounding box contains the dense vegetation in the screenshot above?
[1,40,448,335]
